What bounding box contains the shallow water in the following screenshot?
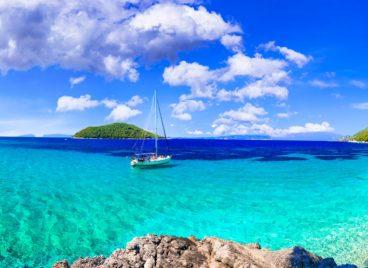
[0,138,368,267]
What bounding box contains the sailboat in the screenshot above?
[130,90,171,167]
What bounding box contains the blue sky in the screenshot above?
[0,0,367,137]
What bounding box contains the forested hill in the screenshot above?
[74,123,156,139]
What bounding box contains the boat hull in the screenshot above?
[131,156,171,167]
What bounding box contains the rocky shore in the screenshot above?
[53,234,356,268]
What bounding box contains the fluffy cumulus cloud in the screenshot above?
[218,71,289,101]
[163,40,310,123]
[125,95,144,107]
[56,95,99,112]
[212,103,268,136]
[260,41,312,67]
[105,95,144,121]
[163,47,303,118]
[170,98,205,120]
[163,61,216,98]
[101,98,119,109]
[163,51,293,121]
[220,34,243,52]
[56,94,144,121]
[0,0,239,80]
[106,104,141,121]
[218,103,267,123]
[219,53,287,82]
[164,42,310,121]
[69,76,86,87]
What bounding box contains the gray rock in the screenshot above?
[54,235,357,268]
[70,256,106,268]
[53,260,70,268]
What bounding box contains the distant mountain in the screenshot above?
[349,128,368,142]
[74,122,157,139]
[208,132,342,141]
[43,134,71,138]
[274,132,343,141]
[217,134,271,140]
[17,134,36,138]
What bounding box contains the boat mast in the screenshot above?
[156,94,169,153]
[154,90,158,157]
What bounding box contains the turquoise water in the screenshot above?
[1,138,368,266]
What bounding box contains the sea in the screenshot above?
[0,137,368,267]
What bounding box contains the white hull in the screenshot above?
[131,156,171,167]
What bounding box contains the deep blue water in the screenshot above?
[1,138,368,267]
[3,137,367,161]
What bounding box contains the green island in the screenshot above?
[349,128,368,142]
[74,122,156,139]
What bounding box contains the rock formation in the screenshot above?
[53,234,356,268]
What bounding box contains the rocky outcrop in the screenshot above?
[53,234,356,268]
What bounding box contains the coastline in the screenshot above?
[53,234,356,268]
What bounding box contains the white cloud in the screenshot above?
[103,56,139,82]
[129,3,240,45]
[352,102,368,110]
[164,52,288,89]
[106,104,141,121]
[310,79,338,88]
[220,34,243,52]
[56,94,144,122]
[163,61,216,98]
[212,103,268,136]
[125,95,144,107]
[0,1,239,80]
[218,71,289,101]
[187,129,204,135]
[350,80,366,89]
[216,89,233,102]
[261,41,312,67]
[220,53,287,81]
[282,122,333,135]
[164,52,290,104]
[165,49,299,119]
[233,75,288,100]
[102,95,144,109]
[56,95,99,112]
[101,98,118,109]
[170,99,205,120]
[219,103,267,123]
[69,76,86,87]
